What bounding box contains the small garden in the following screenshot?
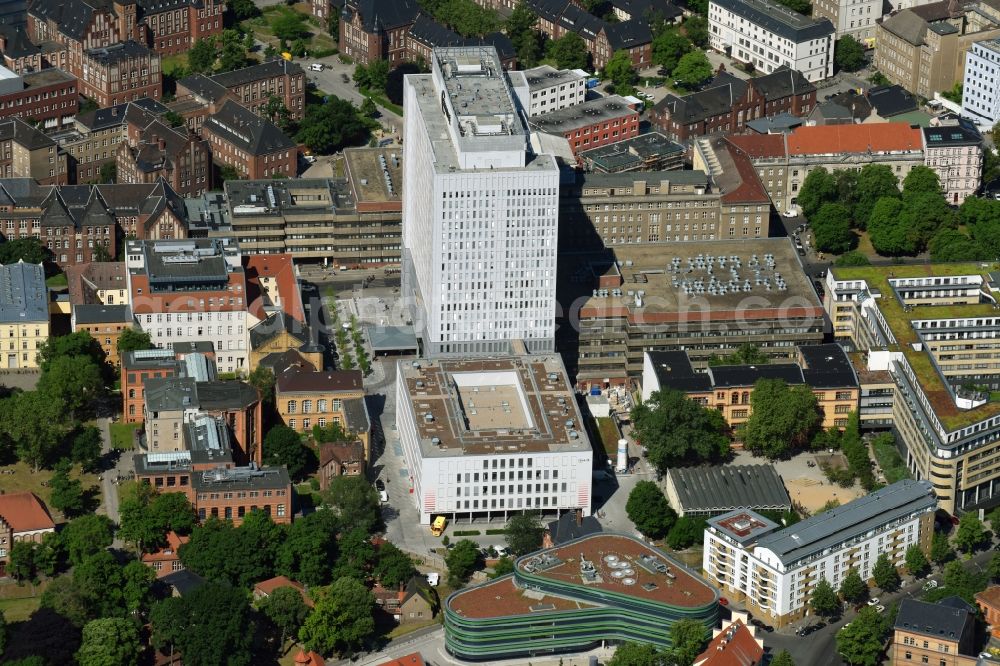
[244,3,337,59]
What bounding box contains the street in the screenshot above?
[303,55,404,137]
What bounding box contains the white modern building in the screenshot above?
[395,354,593,525]
[402,46,560,356]
[702,480,936,628]
[515,65,588,116]
[811,0,880,44]
[961,37,1000,126]
[125,238,253,374]
[709,0,835,82]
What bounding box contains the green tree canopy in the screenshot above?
[374,542,416,588]
[263,425,311,480]
[260,585,310,648]
[547,32,589,70]
[797,168,838,218]
[838,567,868,604]
[445,539,480,587]
[71,426,103,473]
[669,618,708,666]
[834,250,871,266]
[37,355,105,421]
[608,642,674,666]
[632,389,729,472]
[836,606,888,666]
[955,512,988,553]
[0,389,68,470]
[740,379,820,458]
[505,512,545,556]
[771,650,796,666]
[180,516,279,587]
[116,328,153,357]
[331,526,376,582]
[988,552,1000,583]
[930,531,954,565]
[811,202,855,254]
[61,514,113,566]
[276,509,339,587]
[683,14,708,47]
[272,9,309,42]
[49,460,86,517]
[834,35,865,72]
[652,28,692,73]
[868,197,917,256]
[0,238,49,264]
[904,544,930,578]
[506,2,543,67]
[604,49,639,95]
[666,515,705,550]
[321,475,381,533]
[872,553,901,591]
[150,583,255,666]
[671,50,712,90]
[902,165,941,198]
[853,164,899,229]
[626,480,677,540]
[229,0,260,20]
[299,577,375,656]
[76,617,141,666]
[810,578,840,616]
[295,98,372,155]
[708,343,768,366]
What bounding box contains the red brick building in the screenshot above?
[120,343,216,422]
[0,493,56,576]
[141,531,189,578]
[528,95,640,157]
[318,442,365,490]
[339,0,421,66]
[117,119,212,198]
[202,101,297,180]
[0,68,78,131]
[0,118,69,185]
[650,67,817,142]
[79,41,162,108]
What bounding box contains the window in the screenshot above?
[287,400,297,413]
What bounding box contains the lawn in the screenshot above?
[872,437,911,484]
[594,417,621,456]
[109,421,139,450]
[247,5,337,58]
[387,617,439,639]
[45,272,67,288]
[161,53,189,77]
[0,580,49,622]
[0,462,100,522]
[359,86,403,117]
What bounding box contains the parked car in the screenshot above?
[875,605,886,613]
[310,63,324,71]
[379,490,388,503]
[922,580,939,591]
[375,479,386,492]
[867,598,880,606]
[426,572,440,586]
[783,209,798,217]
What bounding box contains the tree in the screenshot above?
[322,475,381,533]
[626,481,677,540]
[122,560,156,617]
[834,250,871,267]
[811,202,855,254]
[506,2,543,67]
[608,642,673,666]
[229,0,260,20]
[853,164,899,229]
[76,618,141,666]
[35,532,63,577]
[248,366,275,405]
[117,482,161,555]
[150,583,255,666]
[71,426,103,473]
[181,516,279,587]
[771,650,796,666]
[867,197,916,256]
[299,577,375,656]
[930,531,954,565]
[272,10,309,42]
[872,553,901,592]
[276,509,339,587]
[605,49,639,95]
[670,619,708,666]
[902,165,941,198]
[162,110,186,128]
[99,162,117,184]
[0,237,49,264]
[61,514,113,566]
[445,539,480,587]
[836,606,888,666]
[666,516,704,550]
[797,168,838,218]
[8,541,37,582]
[295,97,372,155]
[547,32,589,70]
[49,460,86,517]
[40,575,93,627]
[811,578,840,616]
[652,28,691,73]
[930,229,983,262]
[904,544,930,578]
[0,609,6,656]
[988,506,1000,537]
[955,512,988,553]
[839,567,868,604]
[117,328,153,356]
[683,14,708,47]
[505,512,545,556]
[260,586,309,649]
[0,389,67,470]
[360,96,377,118]
[373,542,416,588]
[37,330,106,372]
[219,164,242,182]
[331,527,376,582]
[217,29,249,72]
[740,379,820,459]
[74,551,127,619]
[264,425,311,479]
[37,355,105,421]
[938,560,987,603]
[988,552,1000,583]
[708,343,769,366]
[490,556,515,578]
[775,0,811,11]
[834,35,865,72]
[632,389,729,472]
[672,51,712,90]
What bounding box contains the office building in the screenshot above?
[562,239,824,388]
[175,59,307,124]
[402,47,560,356]
[962,36,1000,125]
[79,42,163,108]
[116,119,212,198]
[275,366,370,458]
[395,354,594,525]
[445,534,719,659]
[891,598,980,666]
[703,479,936,628]
[708,0,835,82]
[125,238,252,374]
[0,66,77,130]
[520,65,588,116]
[0,261,48,369]
[641,344,860,430]
[824,262,1000,514]
[224,148,402,265]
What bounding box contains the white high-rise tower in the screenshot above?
[402,46,559,356]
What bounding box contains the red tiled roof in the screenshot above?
[719,141,771,205]
[694,620,763,666]
[0,492,55,532]
[141,531,189,563]
[244,254,305,322]
[377,653,426,666]
[254,575,315,607]
[727,133,785,159]
[786,123,922,156]
[293,650,324,666]
[976,586,1000,609]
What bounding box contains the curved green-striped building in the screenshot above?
[444,533,720,660]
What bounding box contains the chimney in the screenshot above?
[157,136,166,151]
[576,509,582,526]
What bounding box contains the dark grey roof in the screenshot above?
[74,303,133,325]
[755,479,936,566]
[895,598,974,640]
[529,95,636,134]
[665,465,791,514]
[204,101,296,156]
[607,0,682,20]
[799,343,857,389]
[209,58,304,89]
[745,112,805,133]
[249,311,311,349]
[709,0,834,42]
[654,73,750,125]
[528,0,573,22]
[0,118,56,150]
[85,40,153,64]
[0,261,48,324]
[577,132,685,171]
[343,397,370,434]
[546,512,603,545]
[468,32,516,61]
[708,363,804,387]
[751,66,816,101]
[605,18,653,50]
[557,3,606,40]
[408,13,463,48]
[646,350,712,392]
[75,100,160,132]
[868,85,917,117]
[144,376,259,412]
[923,119,982,146]
[177,73,228,103]
[30,0,109,42]
[0,24,40,58]
[160,569,207,596]
[575,168,708,189]
[344,0,420,32]
[196,380,260,410]
[190,464,290,492]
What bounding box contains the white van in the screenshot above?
[310,63,324,72]
[426,572,440,586]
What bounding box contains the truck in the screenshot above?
[430,515,446,537]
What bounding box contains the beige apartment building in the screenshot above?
[0,261,50,369]
[559,170,773,251]
[874,2,1000,99]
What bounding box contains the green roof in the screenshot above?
[831,262,1000,431]
[887,110,934,127]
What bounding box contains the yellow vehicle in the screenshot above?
[431,516,446,537]
[281,52,293,61]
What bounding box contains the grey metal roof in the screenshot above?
[343,397,369,433]
[85,40,153,65]
[365,324,418,352]
[73,303,132,325]
[203,101,296,156]
[666,464,791,514]
[755,479,936,567]
[923,119,982,146]
[0,261,48,324]
[209,58,303,89]
[710,0,834,42]
[799,343,858,389]
[709,363,803,387]
[529,95,637,134]
[895,598,974,640]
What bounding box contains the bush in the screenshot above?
[485,529,508,535]
[453,530,481,537]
